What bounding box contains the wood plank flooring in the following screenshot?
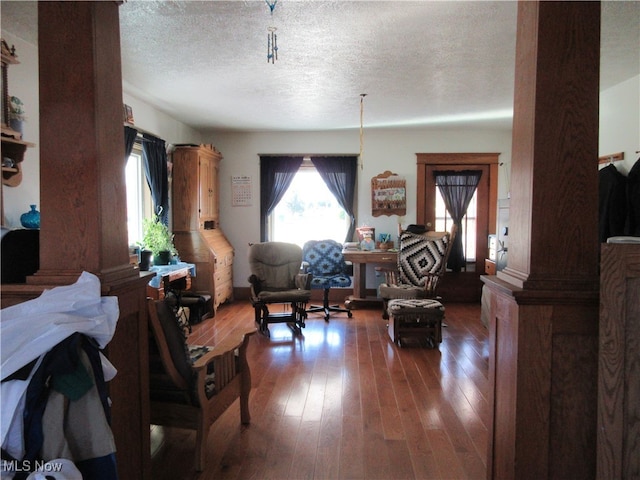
[150,301,489,480]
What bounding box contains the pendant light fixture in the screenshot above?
[359,93,367,170]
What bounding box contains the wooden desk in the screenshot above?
[342,249,397,309]
[146,263,195,300]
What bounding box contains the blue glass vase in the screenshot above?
[20,204,40,229]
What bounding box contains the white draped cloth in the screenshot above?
[1,272,119,463]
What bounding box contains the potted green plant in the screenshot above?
[142,216,177,266]
[9,96,26,134]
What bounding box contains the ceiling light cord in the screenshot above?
[359,94,367,170]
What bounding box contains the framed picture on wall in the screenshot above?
[371,170,406,217]
[123,104,134,124]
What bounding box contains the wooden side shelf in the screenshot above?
[2,135,35,186]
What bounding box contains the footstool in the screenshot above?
[387,298,444,347]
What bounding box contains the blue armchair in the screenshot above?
[302,239,353,320]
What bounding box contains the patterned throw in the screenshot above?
[398,232,449,287]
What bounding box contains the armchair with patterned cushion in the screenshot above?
[248,241,312,336]
[147,298,255,471]
[302,239,353,320]
[377,225,456,319]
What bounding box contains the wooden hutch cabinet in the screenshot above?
[171,144,234,314]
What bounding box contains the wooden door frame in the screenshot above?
[417,153,499,301]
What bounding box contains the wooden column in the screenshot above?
[33,1,133,284]
[481,2,600,479]
[0,3,152,479]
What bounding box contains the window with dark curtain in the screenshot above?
[142,133,169,225]
[259,155,304,241]
[310,156,358,242]
[259,155,358,243]
[124,126,138,159]
[434,170,482,272]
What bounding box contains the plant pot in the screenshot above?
[139,249,152,271]
[154,250,172,266]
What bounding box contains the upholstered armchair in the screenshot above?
[248,241,312,336]
[147,298,255,471]
[377,225,456,319]
[302,239,353,320]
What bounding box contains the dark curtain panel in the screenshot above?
[142,133,169,225]
[310,156,358,242]
[434,170,482,272]
[124,126,138,159]
[259,155,304,241]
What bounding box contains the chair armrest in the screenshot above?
[191,327,256,370]
[192,327,256,402]
[343,261,354,276]
[375,265,399,285]
[248,274,262,297]
[295,272,312,290]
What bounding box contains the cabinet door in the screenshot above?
[198,154,214,224]
[210,156,219,223]
[172,150,199,231]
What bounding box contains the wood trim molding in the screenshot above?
[417,152,501,165]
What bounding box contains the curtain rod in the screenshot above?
[124,122,161,140]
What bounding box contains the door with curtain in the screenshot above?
[417,153,499,302]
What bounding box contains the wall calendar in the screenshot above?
[232,175,252,206]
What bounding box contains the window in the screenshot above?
[435,188,478,267]
[260,154,357,245]
[269,161,350,248]
[125,145,153,246]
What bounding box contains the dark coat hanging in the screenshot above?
[599,163,627,242]
[625,158,640,236]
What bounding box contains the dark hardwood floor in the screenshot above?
[150,300,488,480]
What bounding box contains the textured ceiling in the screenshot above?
[1,1,639,132]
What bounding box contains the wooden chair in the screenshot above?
[147,298,256,471]
[378,227,456,309]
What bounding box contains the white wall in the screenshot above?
[599,74,640,175]
[205,128,513,288]
[122,90,203,147]
[1,33,203,228]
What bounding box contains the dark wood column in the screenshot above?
[0,2,151,479]
[482,2,600,479]
[33,1,133,283]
